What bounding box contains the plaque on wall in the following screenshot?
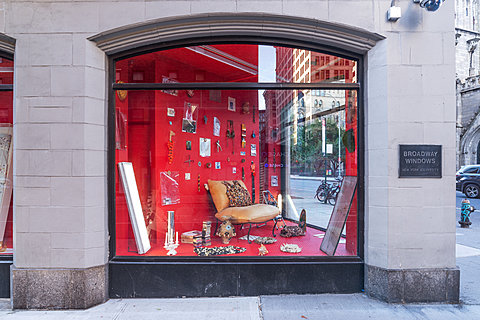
[399,145,442,178]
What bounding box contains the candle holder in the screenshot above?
[164,238,179,256]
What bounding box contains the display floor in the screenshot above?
[119,220,353,257]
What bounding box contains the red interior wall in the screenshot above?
[151,89,259,243]
[0,89,13,252]
[115,45,260,255]
[345,92,358,255]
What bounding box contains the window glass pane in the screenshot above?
[114,88,358,257]
[0,91,13,255]
[116,45,357,84]
[0,58,13,85]
[464,167,478,173]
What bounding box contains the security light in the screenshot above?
[413,0,445,12]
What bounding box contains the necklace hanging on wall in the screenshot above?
[226,120,235,154]
[167,130,175,164]
[251,161,256,203]
[242,167,245,181]
[241,124,246,148]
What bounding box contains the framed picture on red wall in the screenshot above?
[228,97,236,112]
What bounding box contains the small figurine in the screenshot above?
[258,244,268,256]
[216,220,236,244]
[459,198,475,228]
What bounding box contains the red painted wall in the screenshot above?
[115,45,260,255]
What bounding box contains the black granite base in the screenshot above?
[11,264,108,309]
[110,260,364,298]
[365,264,460,303]
[0,260,11,298]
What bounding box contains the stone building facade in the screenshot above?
[0,0,458,309]
[456,0,480,167]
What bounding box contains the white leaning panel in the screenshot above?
[118,162,151,255]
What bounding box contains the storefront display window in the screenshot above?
[0,57,14,256]
[113,45,358,258]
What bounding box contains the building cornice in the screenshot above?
[88,13,385,57]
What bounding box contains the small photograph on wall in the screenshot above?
[200,138,211,157]
[271,175,278,187]
[228,97,236,112]
[250,144,257,156]
[213,117,220,136]
[182,102,198,133]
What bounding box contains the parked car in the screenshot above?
[457,166,480,198]
[456,165,480,181]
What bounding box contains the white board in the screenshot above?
[118,162,151,254]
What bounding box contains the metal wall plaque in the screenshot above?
[399,145,442,178]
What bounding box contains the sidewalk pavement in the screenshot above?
[0,293,479,320]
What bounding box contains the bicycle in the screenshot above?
[315,177,343,205]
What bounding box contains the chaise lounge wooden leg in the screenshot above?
[247,223,252,243]
[272,218,277,237]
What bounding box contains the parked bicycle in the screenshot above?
[315,177,342,205]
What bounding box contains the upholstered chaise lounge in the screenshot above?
[206,179,281,242]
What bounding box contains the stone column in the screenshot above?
[364,0,459,303]
[8,2,108,308]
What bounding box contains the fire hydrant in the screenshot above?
[459,198,475,228]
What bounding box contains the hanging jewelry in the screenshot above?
[168,130,175,164]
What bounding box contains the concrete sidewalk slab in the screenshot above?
[456,244,480,258]
[0,297,262,320]
[261,294,480,320]
[1,294,480,319]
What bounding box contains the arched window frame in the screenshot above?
[89,13,384,263]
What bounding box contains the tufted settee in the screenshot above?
[206,179,281,241]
